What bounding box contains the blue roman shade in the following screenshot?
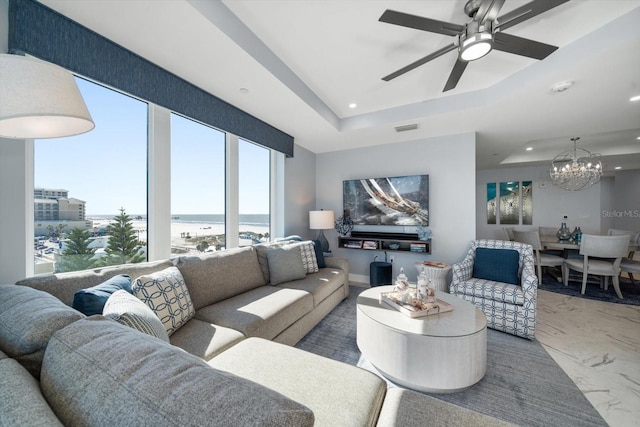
[8,0,294,157]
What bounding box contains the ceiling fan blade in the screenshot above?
[475,0,506,24]
[443,60,469,92]
[379,10,463,37]
[496,0,569,32]
[383,43,457,81]
[493,32,558,60]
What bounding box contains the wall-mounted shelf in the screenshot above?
[338,232,431,254]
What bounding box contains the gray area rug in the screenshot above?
[295,286,606,427]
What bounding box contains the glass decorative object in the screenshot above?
[334,215,354,237]
[557,221,571,241]
[416,225,432,241]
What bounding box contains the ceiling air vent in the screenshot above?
[394,123,418,133]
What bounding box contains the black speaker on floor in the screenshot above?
[370,262,392,287]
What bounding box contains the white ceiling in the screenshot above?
[40,0,640,171]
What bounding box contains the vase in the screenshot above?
[556,222,571,241]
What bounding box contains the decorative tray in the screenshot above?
[380,291,453,318]
[418,261,449,268]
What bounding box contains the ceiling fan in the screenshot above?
[379,0,569,91]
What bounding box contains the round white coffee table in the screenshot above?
[356,286,486,394]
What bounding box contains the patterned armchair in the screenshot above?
[450,240,538,339]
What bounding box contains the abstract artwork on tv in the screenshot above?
[343,175,429,226]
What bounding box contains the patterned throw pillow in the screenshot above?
[103,290,170,342]
[132,267,195,336]
[299,241,319,273]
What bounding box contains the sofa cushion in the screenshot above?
[40,317,314,426]
[472,248,520,285]
[267,245,307,285]
[175,246,266,310]
[132,266,195,336]
[276,267,347,306]
[195,286,314,340]
[210,337,386,427]
[16,259,174,307]
[72,274,132,316]
[169,318,245,362]
[300,241,319,273]
[103,290,169,342]
[0,284,84,378]
[0,350,63,426]
[255,240,297,283]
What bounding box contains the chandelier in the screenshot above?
[549,137,602,191]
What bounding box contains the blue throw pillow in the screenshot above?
[72,274,132,316]
[312,239,326,268]
[472,248,520,285]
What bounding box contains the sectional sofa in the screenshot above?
[0,240,510,426]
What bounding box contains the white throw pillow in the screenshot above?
[103,290,169,342]
[299,241,319,274]
[132,266,195,336]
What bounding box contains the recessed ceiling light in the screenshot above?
[637,136,640,140]
[525,147,533,151]
[630,95,640,102]
[551,81,573,93]
[614,166,622,170]
[239,88,249,94]
[349,103,357,109]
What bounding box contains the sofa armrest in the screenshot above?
[324,257,349,296]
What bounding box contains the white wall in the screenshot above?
[476,165,640,239]
[315,133,476,283]
[283,144,316,240]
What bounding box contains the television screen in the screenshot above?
[343,175,429,226]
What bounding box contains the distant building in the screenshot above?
[34,187,86,221]
[34,188,91,237]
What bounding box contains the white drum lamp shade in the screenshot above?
[309,210,335,253]
[0,54,94,139]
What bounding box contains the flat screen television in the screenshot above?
[343,174,429,226]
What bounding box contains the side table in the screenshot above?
[416,262,452,293]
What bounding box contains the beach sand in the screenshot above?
[91,219,269,253]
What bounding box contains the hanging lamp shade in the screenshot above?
[0,54,94,139]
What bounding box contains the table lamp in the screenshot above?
[309,210,335,253]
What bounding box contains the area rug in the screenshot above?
[295,286,606,427]
[539,271,640,306]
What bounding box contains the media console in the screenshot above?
[338,231,431,254]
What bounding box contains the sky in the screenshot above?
[35,77,270,216]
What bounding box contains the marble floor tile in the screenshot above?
[536,289,640,427]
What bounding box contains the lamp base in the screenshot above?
[317,230,330,253]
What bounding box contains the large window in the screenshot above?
[34,78,148,274]
[171,114,226,255]
[239,139,271,246]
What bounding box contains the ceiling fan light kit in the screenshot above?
[379,0,569,91]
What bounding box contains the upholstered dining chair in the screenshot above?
[608,228,640,285]
[450,240,537,339]
[562,234,630,299]
[512,230,565,283]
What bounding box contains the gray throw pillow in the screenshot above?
[266,246,306,285]
[103,290,169,342]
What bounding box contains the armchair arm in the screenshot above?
[519,253,538,303]
[451,251,474,285]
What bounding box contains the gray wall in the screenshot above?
[476,165,640,239]
[314,132,476,283]
[284,144,316,240]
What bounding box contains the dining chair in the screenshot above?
[513,230,565,283]
[562,234,631,298]
[503,227,514,241]
[609,228,640,285]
